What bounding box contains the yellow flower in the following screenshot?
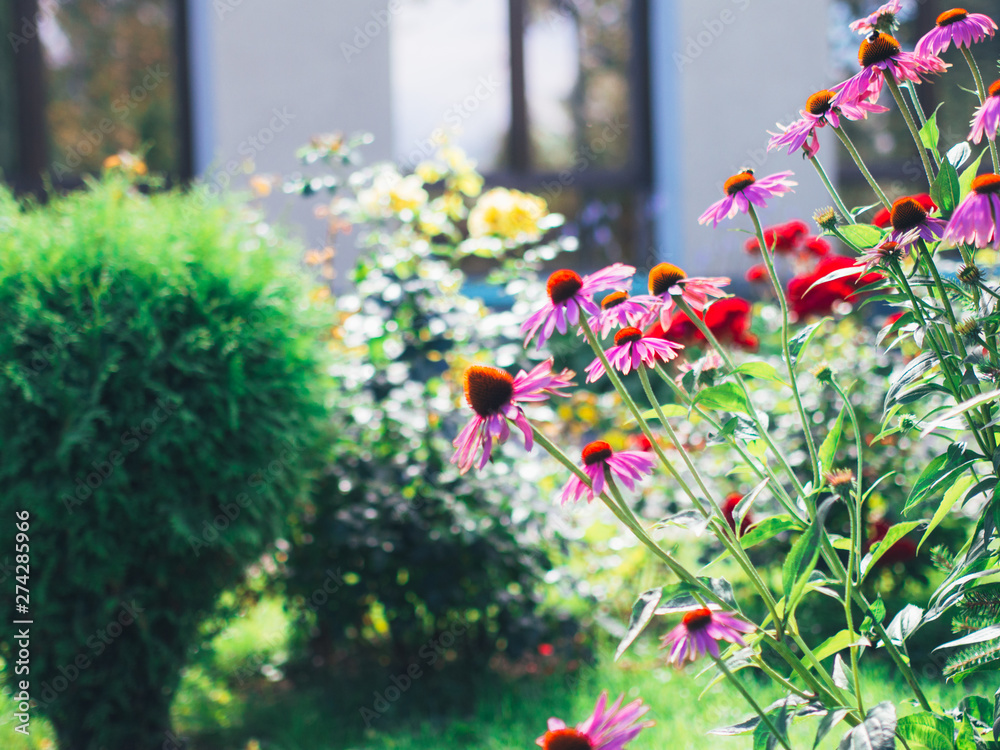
[388,174,428,214]
[450,170,483,198]
[468,188,548,241]
[102,151,147,176]
[415,161,445,184]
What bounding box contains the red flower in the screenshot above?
[865,519,918,566]
[803,236,831,256]
[722,492,753,535]
[786,254,882,318]
[647,297,758,351]
[744,220,809,254]
[872,193,936,228]
[745,264,768,283]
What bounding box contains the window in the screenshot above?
[3,0,191,192]
[391,0,651,265]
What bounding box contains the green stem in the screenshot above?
[578,316,710,517]
[903,82,939,169]
[751,656,812,699]
[885,75,935,187]
[833,125,892,210]
[809,154,854,224]
[672,296,808,500]
[711,654,794,750]
[831,380,866,716]
[961,45,1000,172]
[749,206,821,489]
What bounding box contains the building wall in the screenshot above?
[653,0,835,280]
[191,0,834,282]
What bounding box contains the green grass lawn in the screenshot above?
[0,598,987,749]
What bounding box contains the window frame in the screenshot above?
[6,0,193,195]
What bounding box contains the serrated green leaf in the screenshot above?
[837,224,884,250]
[733,361,789,387]
[814,629,867,662]
[904,442,979,515]
[919,473,977,552]
[615,588,662,661]
[837,702,897,750]
[782,499,835,616]
[896,712,955,750]
[931,160,961,214]
[740,515,803,550]
[815,709,850,749]
[789,319,830,369]
[861,521,926,580]
[919,107,940,152]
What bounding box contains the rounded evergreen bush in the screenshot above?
[0,178,328,749]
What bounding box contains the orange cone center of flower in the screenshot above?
[879,241,902,260]
[464,366,514,417]
[601,290,629,309]
[614,327,643,346]
[805,90,835,116]
[581,440,613,466]
[724,170,755,195]
[541,729,594,750]
[547,269,584,304]
[972,174,1000,194]
[989,79,1000,98]
[649,262,688,295]
[889,197,928,231]
[859,32,901,67]
[936,8,969,25]
[682,608,714,631]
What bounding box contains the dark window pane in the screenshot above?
[524,0,633,171]
[40,0,181,178]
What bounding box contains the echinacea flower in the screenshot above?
[452,360,574,473]
[768,90,888,157]
[661,605,755,666]
[970,79,1000,144]
[635,262,731,325]
[536,691,653,750]
[872,192,935,227]
[834,32,947,108]
[522,265,635,349]
[698,170,797,227]
[559,440,656,504]
[849,0,902,35]
[584,327,683,383]
[587,291,656,337]
[915,8,997,57]
[942,173,1000,248]
[883,195,946,247]
[857,240,907,273]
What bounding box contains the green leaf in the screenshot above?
[814,629,867,662]
[959,148,988,200]
[885,604,924,649]
[815,709,850,749]
[919,388,1000,438]
[904,442,979,515]
[693,382,750,415]
[708,416,760,445]
[837,702,897,750]
[740,515,803,550]
[733,361,789,387]
[919,107,940,152]
[818,407,846,475]
[919,473,977,552]
[655,577,737,615]
[935,624,1000,651]
[896,712,956,750]
[789,319,830,369]
[626,404,688,425]
[861,521,926,580]
[615,588,662,661]
[782,498,835,615]
[931,160,961,214]
[947,141,972,169]
[837,224,884,250]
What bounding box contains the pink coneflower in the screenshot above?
[559,440,656,504]
[768,89,888,157]
[849,0,902,35]
[942,173,1000,248]
[585,327,683,383]
[633,262,731,326]
[536,691,653,750]
[970,79,1000,144]
[698,170,797,228]
[883,195,946,247]
[834,32,947,108]
[522,265,635,350]
[915,8,997,57]
[857,240,907,273]
[661,605,756,666]
[587,291,656,337]
[451,360,574,473]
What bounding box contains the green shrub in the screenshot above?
[0,177,328,749]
